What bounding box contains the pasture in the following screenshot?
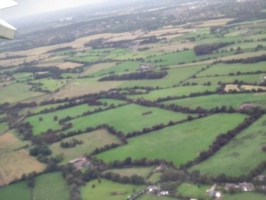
[81,179,144,200]
[0,150,46,186]
[68,104,191,134]
[33,172,70,200]
[50,129,121,163]
[190,115,266,177]
[162,93,266,110]
[26,103,106,135]
[177,183,211,200]
[0,181,30,200]
[127,85,218,101]
[96,114,246,166]
[0,83,44,104]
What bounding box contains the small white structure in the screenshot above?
[160,191,169,196]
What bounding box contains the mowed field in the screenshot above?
[33,172,70,200]
[127,85,217,101]
[0,150,46,186]
[50,129,121,163]
[0,83,44,104]
[0,181,30,200]
[96,114,246,166]
[190,115,266,177]
[81,179,144,200]
[68,104,191,134]
[162,93,266,110]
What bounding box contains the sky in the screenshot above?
[0,0,111,20]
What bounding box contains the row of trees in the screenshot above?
[193,42,234,55]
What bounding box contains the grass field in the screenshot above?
[54,78,124,99]
[138,195,178,200]
[177,183,211,200]
[197,62,266,77]
[81,179,144,200]
[0,83,44,104]
[26,104,105,135]
[33,172,70,200]
[190,115,266,177]
[30,78,68,92]
[222,192,266,200]
[0,150,46,186]
[104,167,154,178]
[50,129,121,163]
[0,181,30,200]
[68,104,191,134]
[147,173,161,183]
[162,93,266,110]
[127,85,218,101]
[96,114,246,166]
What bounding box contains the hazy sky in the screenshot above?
[0,0,111,20]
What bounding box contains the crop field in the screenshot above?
[0,83,44,104]
[26,104,106,135]
[162,93,266,110]
[196,18,234,27]
[198,62,266,77]
[50,129,121,162]
[54,78,124,99]
[222,192,266,200]
[127,85,218,101]
[81,179,144,200]
[96,114,246,166]
[33,172,70,200]
[0,132,29,155]
[56,62,84,69]
[177,183,211,200]
[81,62,116,77]
[0,150,46,186]
[241,85,266,91]
[0,181,30,200]
[68,104,191,134]
[104,167,154,178]
[190,115,266,177]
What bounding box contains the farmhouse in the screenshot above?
[239,182,253,192]
[137,63,155,70]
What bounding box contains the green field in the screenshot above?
[81,179,144,200]
[177,183,211,200]
[33,102,67,113]
[68,104,191,134]
[96,114,246,166]
[98,98,126,106]
[190,115,266,177]
[197,62,266,77]
[26,104,105,135]
[50,129,121,162]
[30,78,68,92]
[33,172,70,200]
[222,192,266,200]
[127,85,218,101]
[0,83,44,104]
[0,122,7,133]
[163,93,266,110]
[104,167,154,178]
[138,195,178,200]
[0,181,30,200]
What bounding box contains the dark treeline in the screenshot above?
[103,172,145,185]
[217,54,266,64]
[139,36,160,45]
[46,46,74,53]
[98,71,168,81]
[60,138,83,148]
[193,42,234,56]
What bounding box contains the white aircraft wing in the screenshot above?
[0,0,18,40]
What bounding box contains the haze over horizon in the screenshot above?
[0,0,113,21]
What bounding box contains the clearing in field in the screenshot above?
[0,132,28,155]
[33,172,70,200]
[162,93,266,110]
[50,129,121,163]
[68,103,191,134]
[56,62,84,69]
[190,115,266,177]
[104,167,154,178]
[81,179,144,200]
[81,62,116,77]
[127,85,218,101]
[96,114,246,166]
[0,83,44,104]
[0,150,46,186]
[0,181,30,200]
[177,183,211,200]
[54,78,124,99]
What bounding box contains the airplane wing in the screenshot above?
[0,0,18,40]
